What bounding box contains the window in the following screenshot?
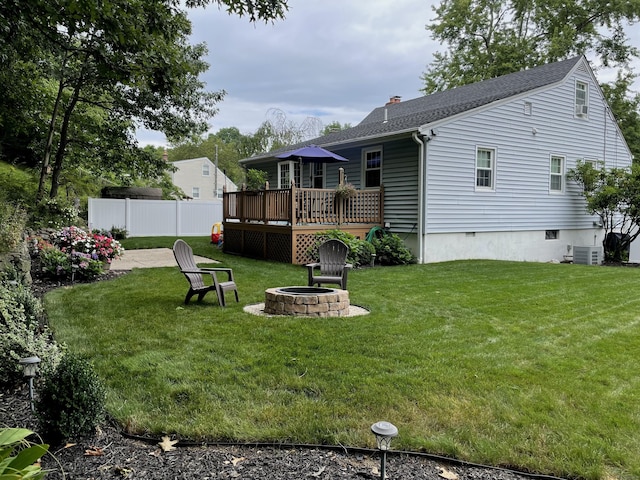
[476,147,496,190]
[545,230,559,240]
[277,161,301,188]
[583,158,599,168]
[363,147,382,188]
[192,187,200,199]
[575,81,588,117]
[550,155,564,193]
[524,102,532,116]
[202,163,210,176]
[216,188,223,199]
[311,162,324,188]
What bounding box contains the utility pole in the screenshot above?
[215,144,219,199]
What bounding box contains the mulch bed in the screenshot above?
[1,269,551,480]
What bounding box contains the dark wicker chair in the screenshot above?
[306,239,352,290]
[172,239,239,306]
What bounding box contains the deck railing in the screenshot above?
[223,185,383,226]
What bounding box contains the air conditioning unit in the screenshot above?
[573,246,602,265]
[575,104,588,116]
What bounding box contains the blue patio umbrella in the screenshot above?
[275,144,349,163]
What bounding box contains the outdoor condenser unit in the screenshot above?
[573,246,602,265]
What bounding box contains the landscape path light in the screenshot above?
[19,356,41,412]
[371,421,398,480]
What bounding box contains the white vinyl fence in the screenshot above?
[88,198,223,237]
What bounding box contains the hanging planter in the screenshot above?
[335,183,356,199]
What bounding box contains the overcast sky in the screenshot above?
[137,0,640,147]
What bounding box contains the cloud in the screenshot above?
[136,0,639,147]
[138,0,437,145]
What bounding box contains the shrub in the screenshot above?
[0,203,27,254]
[35,353,106,443]
[371,232,416,265]
[93,226,128,240]
[30,198,79,230]
[309,230,375,267]
[0,280,63,388]
[0,428,49,480]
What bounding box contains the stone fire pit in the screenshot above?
[264,286,350,317]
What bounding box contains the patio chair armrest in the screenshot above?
[345,264,353,269]
[200,267,234,282]
[306,262,320,269]
[180,269,208,274]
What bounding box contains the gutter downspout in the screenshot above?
[412,131,426,264]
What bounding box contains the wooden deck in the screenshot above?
[223,186,384,264]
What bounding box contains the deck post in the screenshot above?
[262,181,269,224]
[338,167,345,224]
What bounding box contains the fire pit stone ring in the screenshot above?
[264,286,350,317]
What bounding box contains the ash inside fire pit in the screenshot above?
[277,287,334,295]
[264,286,350,317]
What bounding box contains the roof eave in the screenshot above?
[239,127,420,165]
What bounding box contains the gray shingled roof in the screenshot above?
[243,56,583,162]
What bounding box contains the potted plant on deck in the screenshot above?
[335,182,357,199]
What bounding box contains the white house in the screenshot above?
[170,157,238,201]
[240,55,633,264]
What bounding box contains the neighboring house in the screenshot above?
[238,55,633,264]
[170,157,238,200]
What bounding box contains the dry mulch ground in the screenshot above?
[1,270,556,480]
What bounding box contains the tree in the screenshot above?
[601,70,640,163]
[250,108,323,154]
[168,131,246,184]
[322,121,352,136]
[422,0,640,93]
[0,0,289,201]
[569,160,640,261]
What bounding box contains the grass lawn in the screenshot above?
[44,237,640,480]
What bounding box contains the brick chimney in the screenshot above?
[385,95,401,105]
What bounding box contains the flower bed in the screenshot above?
[29,226,124,281]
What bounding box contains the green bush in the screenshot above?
[371,232,416,265]
[0,203,27,254]
[91,225,129,240]
[0,428,49,480]
[35,353,106,443]
[0,163,38,206]
[309,230,375,267]
[30,198,80,230]
[0,280,63,388]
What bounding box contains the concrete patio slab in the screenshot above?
[109,248,217,271]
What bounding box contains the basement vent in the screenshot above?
[573,246,602,265]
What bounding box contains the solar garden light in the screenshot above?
[19,356,41,412]
[371,421,398,480]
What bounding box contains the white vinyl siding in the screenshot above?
[476,147,496,190]
[550,155,564,193]
[171,158,238,201]
[423,68,631,234]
